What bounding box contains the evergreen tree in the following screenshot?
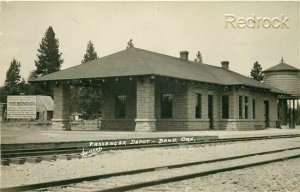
[34,26,63,76]
[81,41,98,64]
[32,26,63,96]
[250,61,264,81]
[4,59,21,95]
[18,78,36,95]
[71,86,102,119]
[194,51,203,63]
[71,41,102,119]
[127,39,134,49]
[22,70,41,95]
[0,86,8,103]
[18,78,26,94]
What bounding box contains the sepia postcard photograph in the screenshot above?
[0,1,300,192]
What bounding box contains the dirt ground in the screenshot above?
[1,123,300,144]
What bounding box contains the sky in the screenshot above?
[0,1,299,86]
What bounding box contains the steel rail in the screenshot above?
[1,146,300,192]
[2,134,300,160]
[95,154,300,192]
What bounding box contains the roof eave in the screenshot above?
[263,69,300,73]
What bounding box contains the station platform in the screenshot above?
[1,126,299,144]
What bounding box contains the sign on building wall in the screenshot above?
[7,96,36,119]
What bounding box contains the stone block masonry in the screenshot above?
[52,84,71,131]
[100,76,278,131]
[135,77,156,132]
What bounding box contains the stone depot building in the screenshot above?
[30,47,286,131]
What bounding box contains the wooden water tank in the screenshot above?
[263,58,300,97]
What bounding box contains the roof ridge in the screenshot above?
[133,47,222,69]
[133,47,225,81]
[264,62,300,72]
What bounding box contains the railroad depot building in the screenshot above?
[30,47,286,131]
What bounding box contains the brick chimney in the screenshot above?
[180,51,189,61]
[221,61,229,70]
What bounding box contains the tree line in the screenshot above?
[0,26,265,119]
[1,26,101,119]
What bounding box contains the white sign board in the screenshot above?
[7,96,36,119]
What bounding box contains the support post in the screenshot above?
[283,99,288,125]
[52,83,71,131]
[135,77,156,132]
[292,99,296,128]
[278,99,287,127]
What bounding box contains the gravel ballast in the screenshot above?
[46,149,300,191]
[135,158,300,192]
[1,138,300,188]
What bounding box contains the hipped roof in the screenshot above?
[30,47,284,93]
[264,62,300,73]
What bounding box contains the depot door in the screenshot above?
[208,95,214,129]
[264,100,270,128]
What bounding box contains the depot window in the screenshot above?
[222,95,229,119]
[161,93,173,118]
[245,96,249,119]
[252,99,256,119]
[115,95,126,118]
[239,96,243,119]
[195,94,202,118]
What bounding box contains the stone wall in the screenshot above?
[217,88,278,130]
[252,91,278,129]
[100,77,278,131]
[101,119,136,131]
[155,82,278,131]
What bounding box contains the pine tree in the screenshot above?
[4,59,21,95]
[250,61,264,81]
[34,26,63,76]
[18,78,36,95]
[81,41,98,64]
[71,41,102,119]
[0,86,8,103]
[127,39,134,49]
[194,51,203,63]
[32,26,63,96]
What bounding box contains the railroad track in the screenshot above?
[2,146,300,192]
[1,134,300,165]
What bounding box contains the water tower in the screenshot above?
[263,58,300,128]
